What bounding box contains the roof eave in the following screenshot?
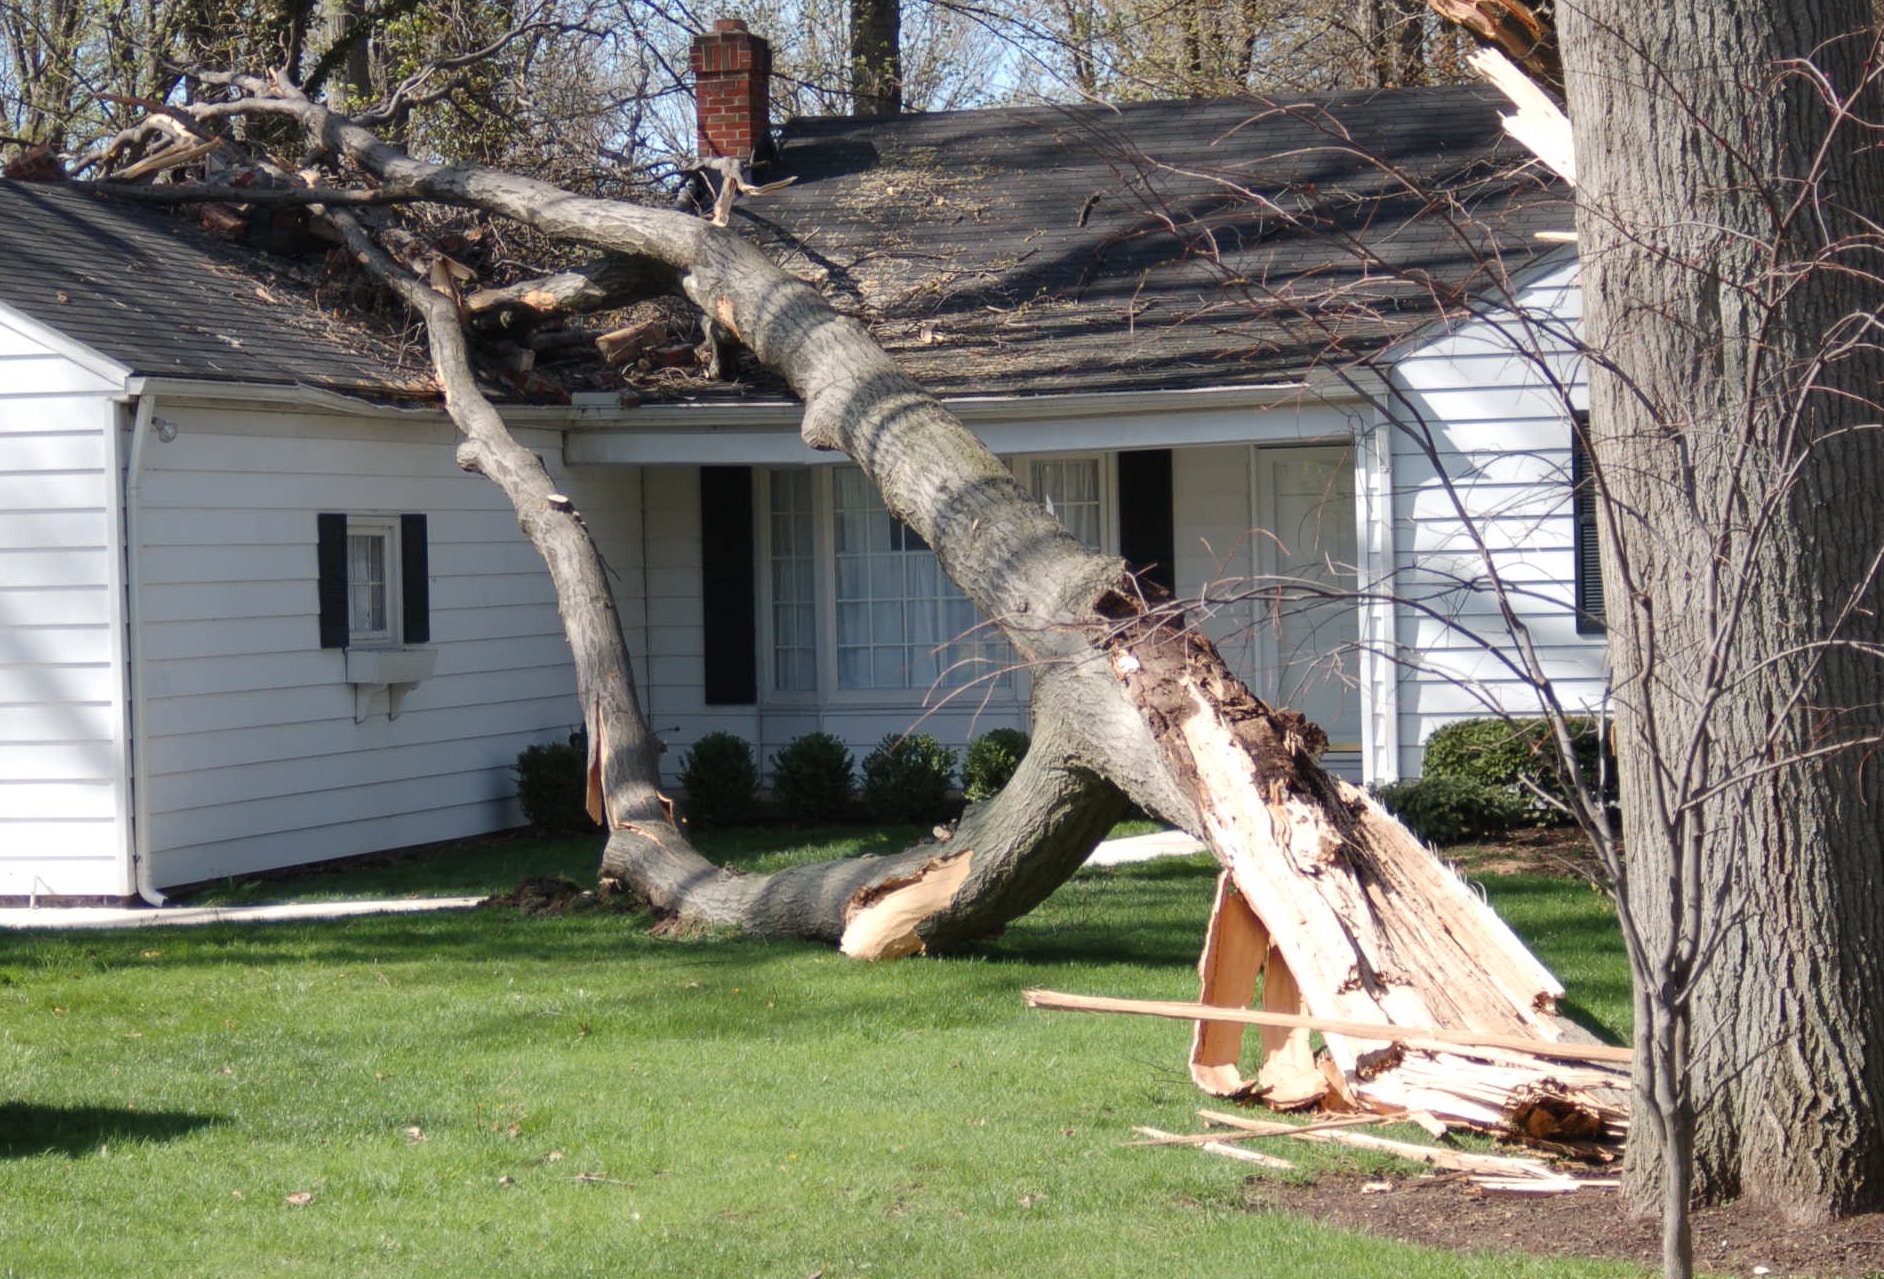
[0,300,135,387]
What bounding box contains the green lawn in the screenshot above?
[1,833,1638,1279]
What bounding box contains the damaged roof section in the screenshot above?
[0,179,435,397]
[746,85,1572,397]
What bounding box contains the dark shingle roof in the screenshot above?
[747,85,1573,396]
[0,180,433,396]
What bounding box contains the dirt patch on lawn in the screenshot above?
[1442,826,1606,879]
[1244,1171,1884,1277]
[482,875,616,916]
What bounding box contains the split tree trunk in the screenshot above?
[177,84,1586,1033]
[1560,0,1884,1224]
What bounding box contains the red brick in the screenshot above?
[690,23,771,160]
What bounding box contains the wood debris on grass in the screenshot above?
[1025,854,1632,1160]
[1131,1108,1619,1195]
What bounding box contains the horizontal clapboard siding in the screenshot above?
[1387,259,1606,778]
[133,408,604,888]
[0,311,129,897]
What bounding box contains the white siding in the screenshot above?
[1387,258,1606,778]
[0,314,130,898]
[131,405,590,888]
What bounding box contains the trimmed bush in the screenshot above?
[770,732,854,823]
[1422,715,1615,816]
[1374,776,1528,847]
[677,731,757,827]
[962,728,1030,803]
[861,732,957,825]
[513,732,598,831]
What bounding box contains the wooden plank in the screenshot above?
[1134,1126,1295,1170]
[1130,1113,1400,1146]
[1024,989,1634,1064]
[1472,1177,1615,1196]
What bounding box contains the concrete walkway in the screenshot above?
[0,831,1209,931]
[0,896,487,930]
[1082,828,1208,866]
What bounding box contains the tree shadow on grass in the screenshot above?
[0,1102,221,1158]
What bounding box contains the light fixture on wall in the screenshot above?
[151,415,178,443]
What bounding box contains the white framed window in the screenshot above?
[832,466,992,692]
[1024,455,1107,551]
[769,469,817,691]
[346,517,398,646]
[757,458,1109,700]
[318,511,429,652]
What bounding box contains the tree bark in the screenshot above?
[1560,0,1884,1224]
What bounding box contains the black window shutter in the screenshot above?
[699,467,758,704]
[401,513,430,644]
[1572,414,1606,634]
[1116,449,1175,595]
[317,512,349,649]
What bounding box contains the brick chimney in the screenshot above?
[690,19,772,161]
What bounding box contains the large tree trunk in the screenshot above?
[1560,0,1884,1225]
[151,80,1590,1058]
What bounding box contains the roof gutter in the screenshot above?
[527,379,1338,431]
[124,377,443,420]
[124,372,1370,430]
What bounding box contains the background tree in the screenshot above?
[981,0,1472,99]
[849,0,899,112]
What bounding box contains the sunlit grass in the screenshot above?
[2,835,1635,1279]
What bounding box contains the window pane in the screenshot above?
[1033,458,1103,551]
[829,465,1007,691]
[869,556,901,599]
[767,469,816,691]
[347,531,388,637]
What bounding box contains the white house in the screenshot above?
[0,46,1605,903]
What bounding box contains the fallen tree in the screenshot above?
[80,80,1589,1093]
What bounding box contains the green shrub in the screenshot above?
[513,732,598,832]
[1374,776,1528,847]
[1422,716,1616,817]
[861,732,957,825]
[770,732,854,823]
[962,728,1030,803]
[677,731,757,827]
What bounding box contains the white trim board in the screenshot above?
[565,399,1369,466]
